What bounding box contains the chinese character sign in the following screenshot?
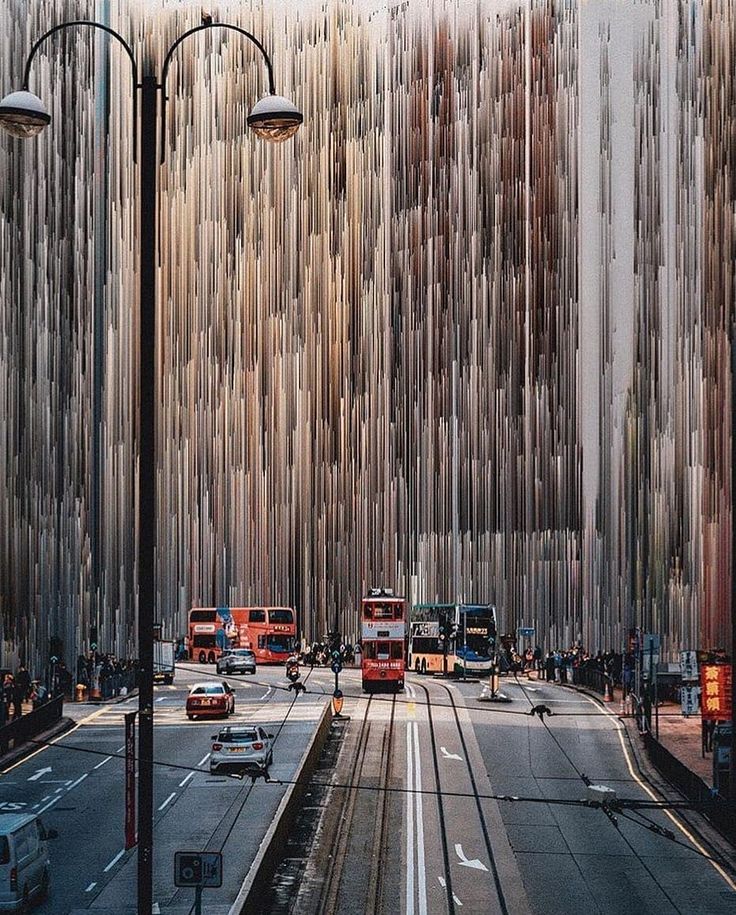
[681,685,700,717]
[680,650,698,682]
[699,664,733,721]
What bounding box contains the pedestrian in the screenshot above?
[11,677,25,719]
[545,651,555,682]
[16,664,32,702]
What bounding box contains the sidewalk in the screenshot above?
[649,699,712,787]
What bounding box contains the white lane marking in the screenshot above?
[455,843,488,871]
[158,792,176,811]
[104,849,125,872]
[437,877,463,907]
[93,756,113,770]
[412,721,428,915]
[440,747,462,761]
[197,753,210,767]
[116,746,125,753]
[67,773,88,791]
[85,882,97,893]
[179,772,194,788]
[28,767,52,781]
[575,691,736,892]
[406,717,415,915]
[155,697,165,703]
[1,706,106,776]
[260,688,272,700]
[36,795,61,815]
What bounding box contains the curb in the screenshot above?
[0,716,75,772]
[228,701,333,915]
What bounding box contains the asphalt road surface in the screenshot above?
[3,663,328,914]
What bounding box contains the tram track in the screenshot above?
[315,692,398,914]
[417,677,510,915]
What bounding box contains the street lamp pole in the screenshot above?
[1,18,302,913]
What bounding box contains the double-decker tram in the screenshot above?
[454,603,497,677]
[408,603,455,674]
[188,606,297,665]
[361,588,406,692]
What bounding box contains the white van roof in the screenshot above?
[0,813,37,834]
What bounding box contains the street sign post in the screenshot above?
[175,851,222,915]
[124,712,136,850]
[517,627,535,639]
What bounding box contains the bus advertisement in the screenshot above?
[360,588,406,693]
[188,606,297,665]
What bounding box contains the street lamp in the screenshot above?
[1,17,301,914]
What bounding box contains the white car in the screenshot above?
[209,725,274,775]
[0,813,57,911]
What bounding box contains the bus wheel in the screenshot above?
[198,651,206,664]
[421,659,427,674]
[414,659,421,673]
[208,651,216,664]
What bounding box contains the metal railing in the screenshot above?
[0,694,64,758]
[643,731,736,844]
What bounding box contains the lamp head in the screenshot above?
[0,90,50,138]
[247,94,302,143]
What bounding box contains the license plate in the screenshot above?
[229,747,246,752]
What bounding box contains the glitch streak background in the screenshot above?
[0,0,733,669]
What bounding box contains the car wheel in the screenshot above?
[421,659,427,674]
[198,651,206,664]
[20,886,29,913]
[230,702,236,715]
[208,651,216,664]
[187,714,194,720]
[268,751,273,766]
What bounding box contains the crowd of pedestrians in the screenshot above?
[0,661,58,727]
[298,638,360,667]
[75,652,138,699]
[498,643,626,692]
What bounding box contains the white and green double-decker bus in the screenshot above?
[453,604,497,677]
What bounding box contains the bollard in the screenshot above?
[75,683,87,702]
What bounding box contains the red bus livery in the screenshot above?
[361,589,406,693]
[188,606,296,665]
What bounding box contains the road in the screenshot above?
[4,663,328,914]
[265,670,736,915]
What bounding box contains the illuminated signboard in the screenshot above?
[700,664,732,721]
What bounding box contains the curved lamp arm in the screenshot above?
[22,20,140,158]
[159,22,276,161]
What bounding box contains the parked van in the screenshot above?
[0,814,56,910]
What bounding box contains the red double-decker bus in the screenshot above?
[361,589,406,693]
[188,606,297,665]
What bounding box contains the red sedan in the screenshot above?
[186,681,235,720]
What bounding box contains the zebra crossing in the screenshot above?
[81,696,328,727]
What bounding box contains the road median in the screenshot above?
[228,700,332,915]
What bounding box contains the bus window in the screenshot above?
[391,642,403,660]
[249,609,266,623]
[192,634,217,649]
[377,642,390,660]
[257,635,267,649]
[190,609,216,622]
[269,609,293,624]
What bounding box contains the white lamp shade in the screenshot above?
[0,90,51,138]
[247,94,302,143]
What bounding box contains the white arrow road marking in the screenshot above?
[28,767,52,781]
[437,877,463,906]
[440,747,462,761]
[455,844,489,871]
[523,686,539,692]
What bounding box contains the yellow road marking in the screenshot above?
[578,691,736,891]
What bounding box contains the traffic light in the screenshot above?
[175,853,202,886]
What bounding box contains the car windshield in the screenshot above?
[218,729,258,743]
[192,685,223,695]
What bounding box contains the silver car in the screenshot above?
[216,649,257,675]
[209,725,274,774]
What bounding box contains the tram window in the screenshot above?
[363,643,377,660]
[390,642,403,660]
[364,605,373,619]
[377,642,390,660]
[374,604,391,619]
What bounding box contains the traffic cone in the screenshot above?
[603,679,613,702]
